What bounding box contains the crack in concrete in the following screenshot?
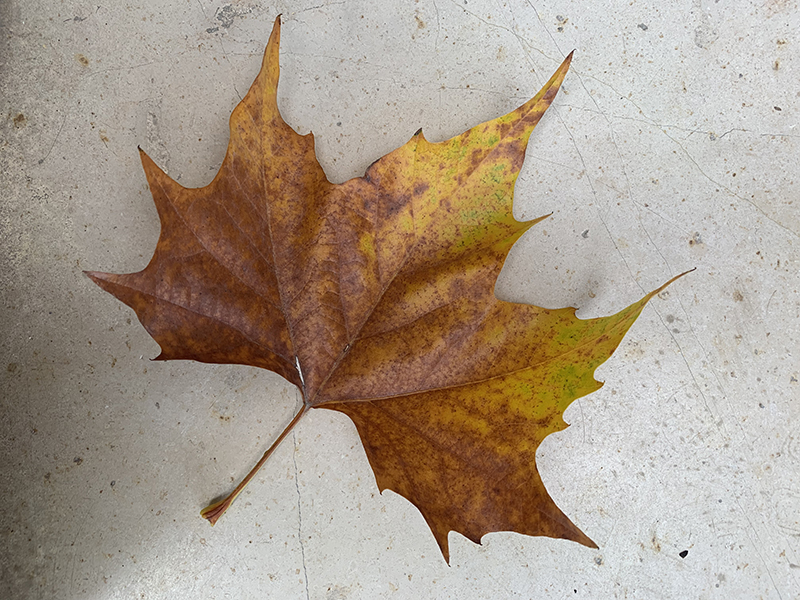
[292,431,310,600]
[432,0,442,52]
[38,112,67,165]
[448,0,553,63]
[560,76,799,239]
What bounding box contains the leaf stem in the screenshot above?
[200,403,308,525]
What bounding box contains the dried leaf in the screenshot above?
[87,16,687,562]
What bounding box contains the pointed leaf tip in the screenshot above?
[269,13,281,46]
[552,52,573,85]
[84,270,107,284]
[645,268,695,301]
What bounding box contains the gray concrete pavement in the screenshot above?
[2,1,799,598]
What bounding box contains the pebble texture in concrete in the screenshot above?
[1,1,798,598]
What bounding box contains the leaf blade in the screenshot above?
[326,273,689,561]
[85,13,691,563]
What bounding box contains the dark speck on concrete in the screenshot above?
[581,229,589,238]
[638,23,649,30]
[679,550,689,558]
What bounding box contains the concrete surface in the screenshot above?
[1,0,799,598]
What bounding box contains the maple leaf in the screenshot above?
[86,16,687,562]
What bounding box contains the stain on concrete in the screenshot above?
[692,0,718,48]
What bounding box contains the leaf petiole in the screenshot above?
[200,402,308,525]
